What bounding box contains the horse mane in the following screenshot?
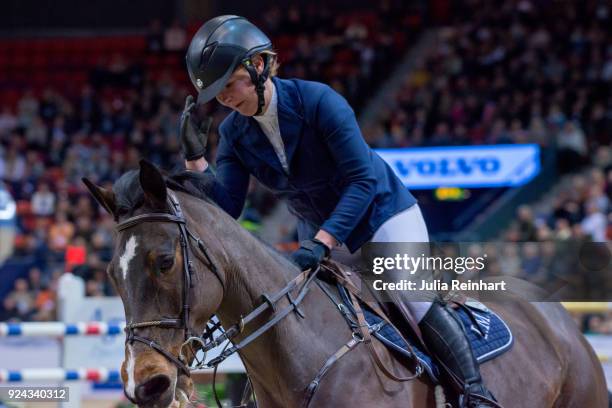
[166,170,217,205]
[111,168,217,217]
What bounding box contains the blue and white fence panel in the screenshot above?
[0,322,126,337]
[0,368,121,383]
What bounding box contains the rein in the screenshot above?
[116,190,422,407]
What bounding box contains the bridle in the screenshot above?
[116,190,224,375]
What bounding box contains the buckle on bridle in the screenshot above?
[179,336,207,369]
[351,331,365,343]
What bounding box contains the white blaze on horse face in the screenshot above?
[119,235,138,281]
[125,344,137,399]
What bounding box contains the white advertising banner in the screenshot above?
[376,144,541,189]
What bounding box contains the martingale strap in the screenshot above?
[349,290,423,382]
[301,335,363,408]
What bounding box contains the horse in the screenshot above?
[83,160,608,408]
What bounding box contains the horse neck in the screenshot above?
[180,194,349,406]
[217,245,342,406]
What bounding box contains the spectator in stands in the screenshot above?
[164,19,187,52]
[581,202,607,242]
[31,282,55,321]
[516,205,537,241]
[0,297,19,321]
[17,90,39,128]
[5,278,34,321]
[557,121,588,173]
[554,218,573,241]
[31,182,56,217]
[0,107,17,135]
[3,143,26,185]
[48,212,75,253]
[584,314,608,335]
[146,19,164,53]
[499,244,520,277]
[85,279,104,297]
[27,267,44,295]
[520,243,545,284]
[586,183,609,215]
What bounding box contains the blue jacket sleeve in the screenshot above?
[206,130,250,219]
[314,86,377,244]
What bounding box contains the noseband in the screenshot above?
[116,190,223,375]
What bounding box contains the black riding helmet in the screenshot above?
[186,15,273,115]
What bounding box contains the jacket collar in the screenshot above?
[231,78,304,174]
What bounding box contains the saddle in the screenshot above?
[317,260,513,398]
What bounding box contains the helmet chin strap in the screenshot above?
[242,55,270,116]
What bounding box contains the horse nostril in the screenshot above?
[135,374,172,402]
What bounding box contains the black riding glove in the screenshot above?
[179,95,213,161]
[291,239,331,271]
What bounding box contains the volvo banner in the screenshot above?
[376,144,541,189]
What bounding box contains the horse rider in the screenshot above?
[179,15,498,407]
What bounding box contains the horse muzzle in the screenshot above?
[134,373,174,407]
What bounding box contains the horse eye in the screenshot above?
[157,256,175,273]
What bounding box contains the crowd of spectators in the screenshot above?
[0,1,610,327]
[507,161,612,244]
[365,0,611,160]
[0,2,423,321]
[254,2,422,108]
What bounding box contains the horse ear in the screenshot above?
[139,159,167,208]
[82,177,117,216]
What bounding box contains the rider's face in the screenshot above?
[216,66,260,116]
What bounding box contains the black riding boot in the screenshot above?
[419,300,501,408]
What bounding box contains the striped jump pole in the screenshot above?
[0,368,121,383]
[0,322,126,337]
[562,302,612,313]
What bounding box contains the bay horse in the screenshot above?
[83,160,608,408]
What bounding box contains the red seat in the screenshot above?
[16,200,32,216]
[22,215,37,232]
[47,167,64,183]
[13,234,28,250]
[31,54,48,68]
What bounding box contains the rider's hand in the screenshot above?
[291,239,331,271]
[180,95,213,161]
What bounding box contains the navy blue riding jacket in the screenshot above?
[206,77,417,252]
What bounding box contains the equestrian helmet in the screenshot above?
[186,15,273,105]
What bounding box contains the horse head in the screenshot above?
[83,160,225,407]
